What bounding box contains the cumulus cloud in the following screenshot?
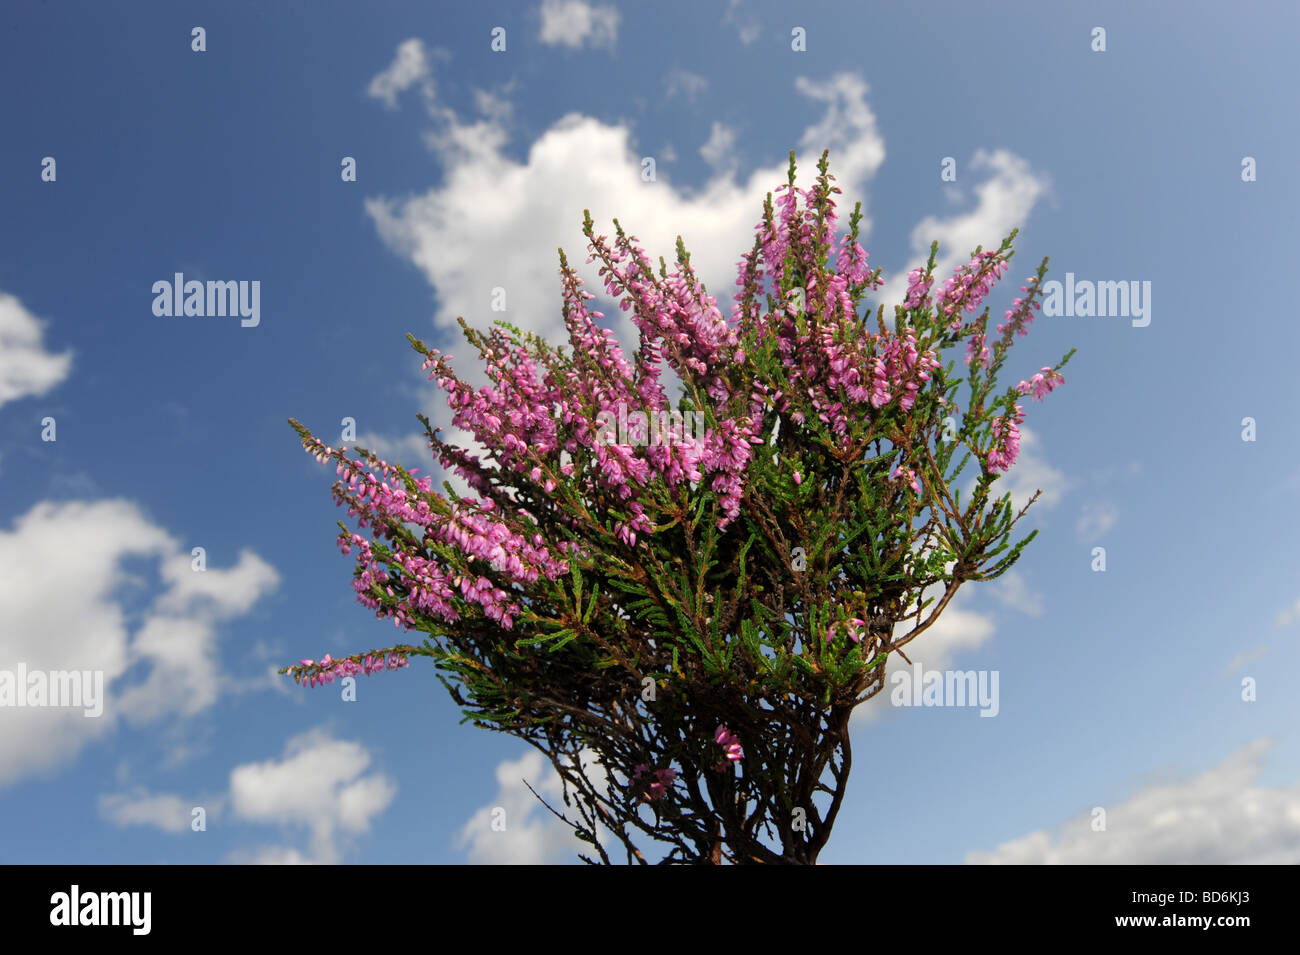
[365,67,886,361]
[538,0,619,50]
[98,730,395,862]
[228,729,397,864]
[457,748,607,864]
[967,739,1300,864]
[0,292,73,409]
[367,37,434,108]
[0,499,279,788]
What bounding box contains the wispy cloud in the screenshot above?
[1076,500,1119,540]
[538,0,620,51]
[1275,595,1300,629]
[367,37,434,109]
[967,739,1300,864]
[723,0,761,45]
[98,789,220,834]
[664,68,708,101]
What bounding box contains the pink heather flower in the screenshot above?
[1017,367,1064,401]
[964,331,990,368]
[987,404,1027,474]
[295,163,1072,716]
[901,267,933,310]
[827,618,868,644]
[714,724,743,768]
[631,764,678,802]
[935,251,1010,326]
[891,465,921,495]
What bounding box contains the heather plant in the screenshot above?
[284,151,1074,864]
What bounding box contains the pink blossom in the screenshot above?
[631,764,678,802]
[891,465,921,495]
[987,404,1027,474]
[292,155,1070,707]
[1017,367,1065,401]
[714,724,743,769]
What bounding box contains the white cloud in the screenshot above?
[538,0,619,50]
[474,87,515,126]
[97,731,394,862]
[664,68,708,101]
[155,548,280,618]
[0,499,279,789]
[457,748,607,864]
[988,569,1045,616]
[1076,500,1118,540]
[967,739,1300,864]
[228,729,397,865]
[366,69,886,367]
[876,149,1053,316]
[367,38,433,109]
[0,292,73,409]
[700,121,738,175]
[98,789,213,834]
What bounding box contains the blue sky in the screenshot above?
[1,0,1298,864]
